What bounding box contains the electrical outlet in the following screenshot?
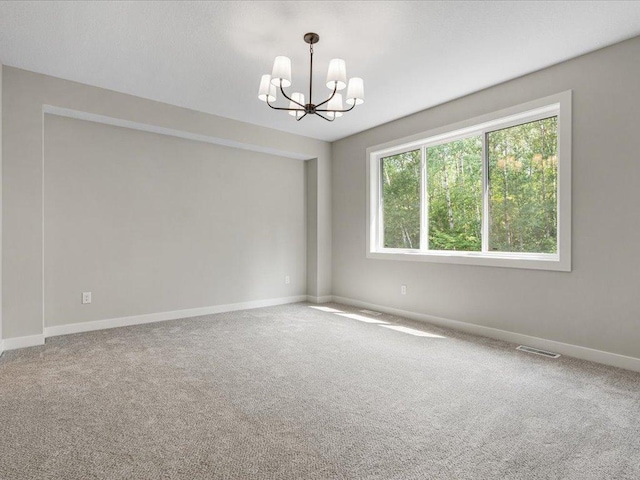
[285,275,291,284]
[82,292,92,304]
[400,285,407,295]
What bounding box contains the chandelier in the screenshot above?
[258,33,365,122]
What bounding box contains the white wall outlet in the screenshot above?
[400,285,407,295]
[82,292,92,304]
[285,275,291,284]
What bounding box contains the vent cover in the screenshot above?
[359,309,382,316]
[516,345,561,358]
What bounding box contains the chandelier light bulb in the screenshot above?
[289,92,305,117]
[346,77,365,105]
[258,74,276,102]
[326,59,347,91]
[327,93,344,119]
[271,56,292,88]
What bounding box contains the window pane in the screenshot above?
[488,117,558,253]
[381,150,421,249]
[426,136,482,251]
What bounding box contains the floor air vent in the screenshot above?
[359,309,382,316]
[516,345,561,358]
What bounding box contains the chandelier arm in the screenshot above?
[266,97,305,112]
[296,112,308,122]
[315,111,335,122]
[278,81,306,109]
[314,84,338,109]
[316,102,357,114]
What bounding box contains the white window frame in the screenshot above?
[366,91,571,272]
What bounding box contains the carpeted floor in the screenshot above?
[1,302,639,479]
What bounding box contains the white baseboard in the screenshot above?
[306,295,333,304]
[0,340,4,356]
[6,293,638,373]
[44,295,308,338]
[332,295,640,373]
[2,334,46,351]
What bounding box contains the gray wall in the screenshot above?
[332,36,640,359]
[44,115,305,326]
[3,66,331,340]
[305,157,333,302]
[0,63,3,348]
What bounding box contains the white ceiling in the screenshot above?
[1,1,639,142]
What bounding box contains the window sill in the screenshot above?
[367,250,570,272]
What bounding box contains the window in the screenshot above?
[367,92,571,271]
[381,150,421,248]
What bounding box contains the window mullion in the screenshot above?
[481,131,489,253]
[378,156,385,250]
[420,146,428,251]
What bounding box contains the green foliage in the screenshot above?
[427,136,482,251]
[488,117,558,253]
[429,230,481,251]
[380,117,558,254]
[382,150,420,248]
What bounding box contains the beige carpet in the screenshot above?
[1,302,639,479]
